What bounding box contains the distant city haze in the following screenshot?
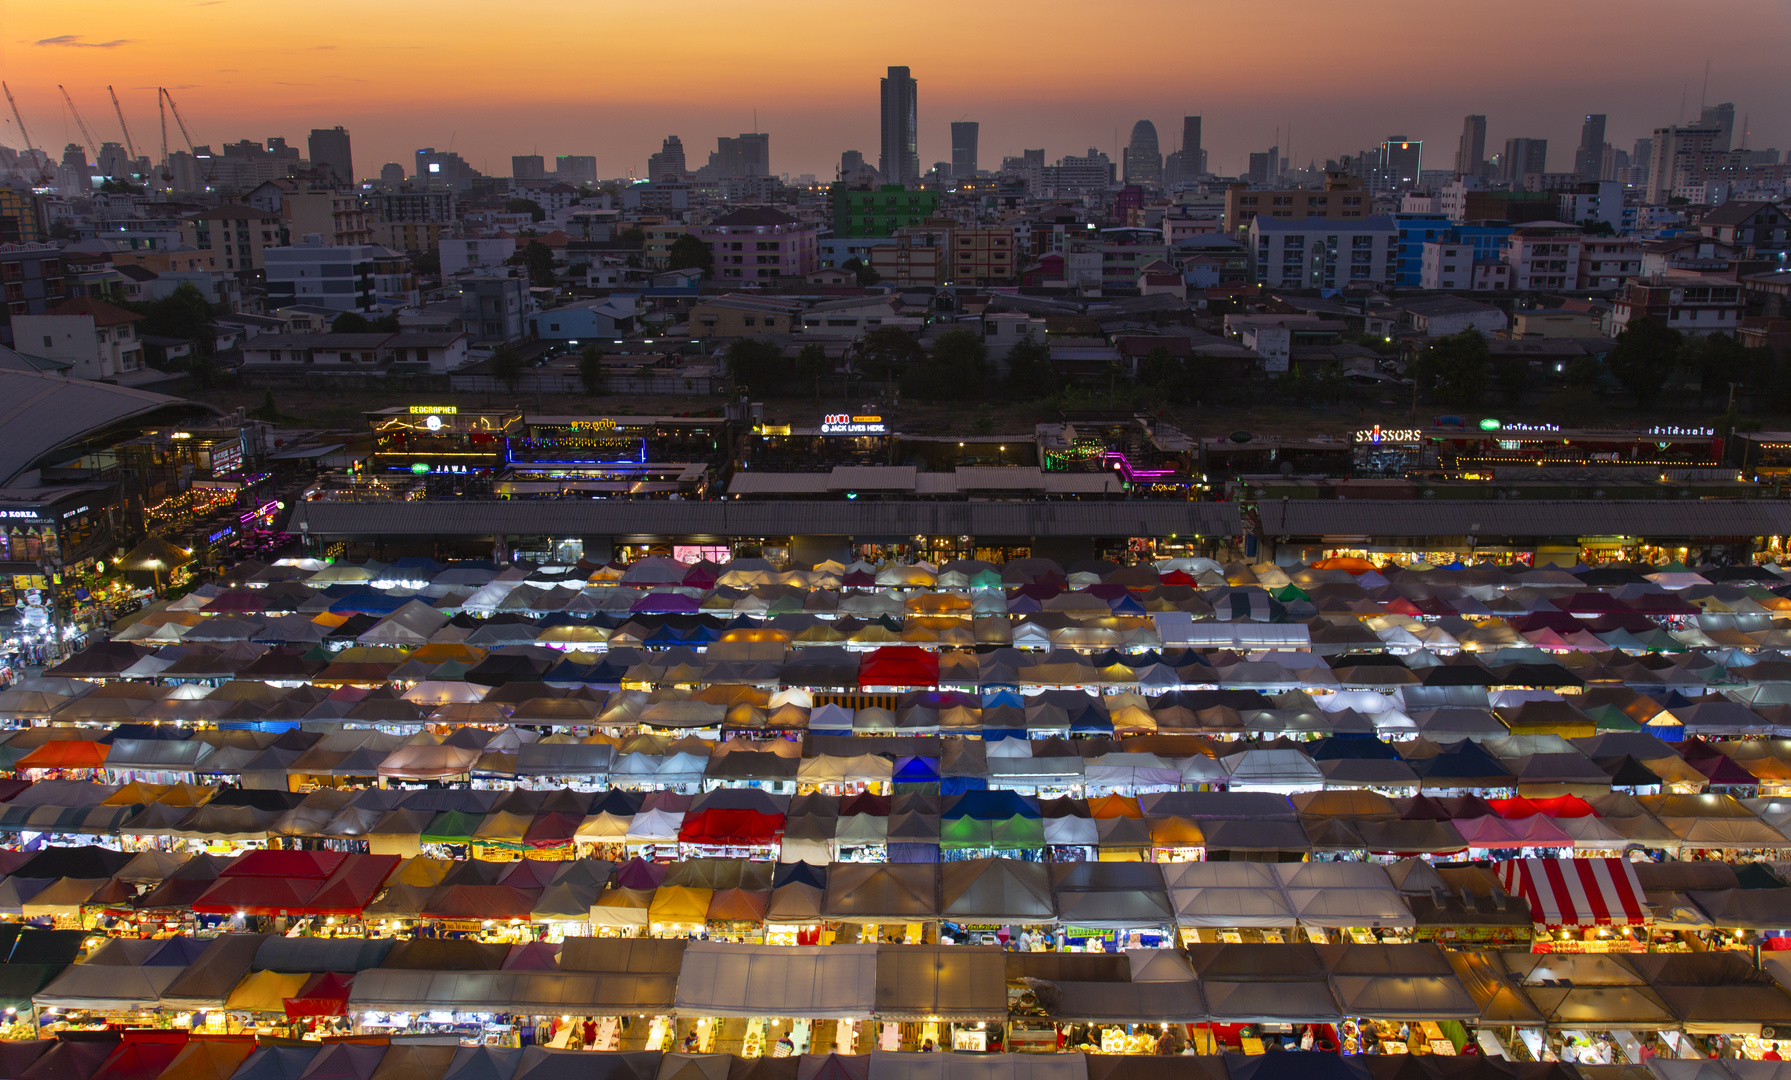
[2,0,1787,181]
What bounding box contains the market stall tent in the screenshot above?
[673,941,878,1019]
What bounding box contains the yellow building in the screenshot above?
[1224,173,1367,235]
[643,225,686,270]
[950,227,1015,285]
[1510,309,1605,339]
[180,204,287,272]
[372,221,451,252]
[277,182,373,246]
[689,294,804,339]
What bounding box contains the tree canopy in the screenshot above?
[907,328,992,400]
[667,234,713,272]
[505,198,546,222]
[1413,328,1490,410]
[578,345,606,395]
[725,338,785,394]
[1607,317,1681,409]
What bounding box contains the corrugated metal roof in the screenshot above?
[0,369,207,486]
[290,499,1240,539]
[1257,500,1791,538]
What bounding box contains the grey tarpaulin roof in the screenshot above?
[253,935,395,972]
[290,500,1241,540]
[1048,862,1172,928]
[824,864,939,923]
[33,962,186,1010]
[348,969,649,1013]
[158,932,267,1010]
[1257,499,1791,539]
[872,944,1007,1021]
[516,743,613,778]
[674,941,877,1019]
[939,859,1055,925]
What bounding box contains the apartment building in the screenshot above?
[1247,216,1399,289]
[1420,242,1478,290]
[1609,274,1742,338]
[1577,239,1643,291]
[950,227,1015,285]
[12,297,145,381]
[1224,173,1368,235]
[1505,222,1583,291]
[694,207,819,283]
[180,204,288,272]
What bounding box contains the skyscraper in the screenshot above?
[1182,116,1201,169]
[707,134,770,178]
[879,66,919,186]
[511,155,545,181]
[1699,102,1736,151]
[1123,120,1162,187]
[1574,114,1607,181]
[1372,137,1422,192]
[1164,116,1203,188]
[308,126,353,183]
[1455,115,1486,177]
[555,156,597,186]
[1247,149,1278,185]
[950,122,979,178]
[1646,124,1727,203]
[647,136,686,181]
[1501,138,1548,183]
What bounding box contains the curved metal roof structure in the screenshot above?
[0,368,211,486]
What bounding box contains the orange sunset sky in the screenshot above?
[2,0,1787,181]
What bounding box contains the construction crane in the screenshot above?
[107,86,138,167]
[158,87,208,183]
[157,88,171,182]
[2,81,52,182]
[57,85,100,164]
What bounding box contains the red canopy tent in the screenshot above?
[89,1032,188,1080]
[858,646,939,688]
[521,811,582,848]
[1488,795,1598,819]
[291,854,400,916]
[1496,857,1647,927]
[191,875,326,916]
[678,808,785,846]
[283,971,354,1018]
[219,850,346,880]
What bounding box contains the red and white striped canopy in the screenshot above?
[1496,857,1649,927]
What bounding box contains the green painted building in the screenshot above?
[830,183,940,238]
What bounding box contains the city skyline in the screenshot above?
[1,0,1787,182]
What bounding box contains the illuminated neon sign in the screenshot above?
[1354,426,1422,444]
[409,405,458,415]
[821,414,887,435]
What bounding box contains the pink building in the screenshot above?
[696,207,819,283]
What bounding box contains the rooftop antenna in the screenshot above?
[1699,59,1710,112]
[1740,113,1750,150]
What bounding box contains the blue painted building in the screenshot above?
[1392,213,1450,288]
[1451,223,1514,263]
